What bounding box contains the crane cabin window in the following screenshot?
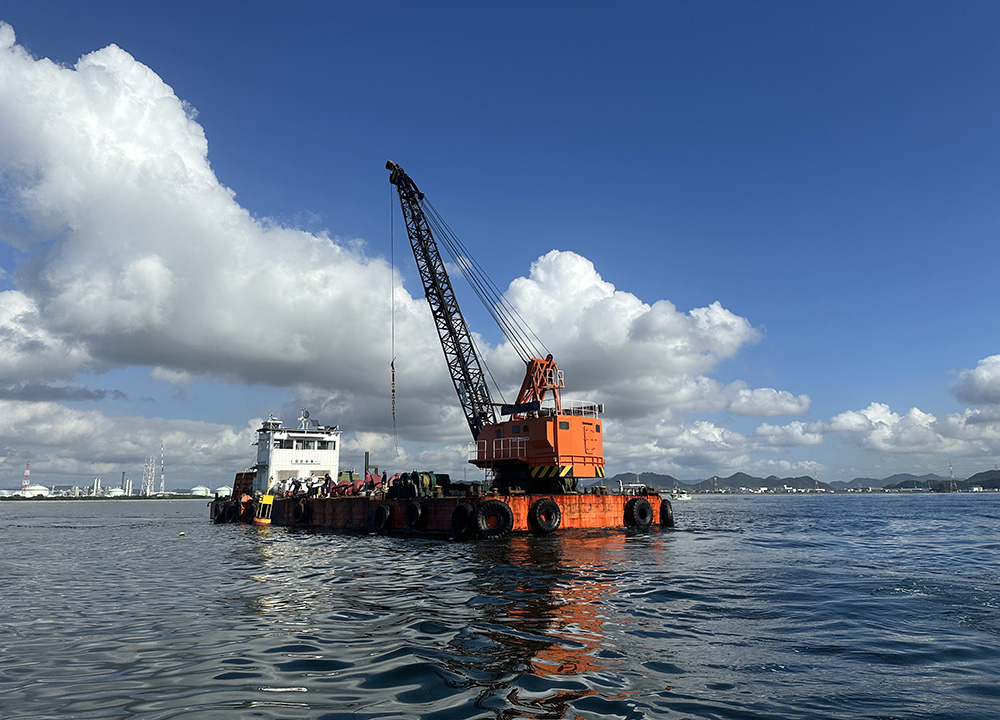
[559,421,570,430]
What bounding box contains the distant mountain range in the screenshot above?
[607,469,1000,492]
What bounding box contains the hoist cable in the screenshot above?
[422,198,549,363]
[389,185,398,450]
[426,201,542,361]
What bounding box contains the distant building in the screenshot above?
[214,486,232,497]
[190,485,212,497]
[16,484,50,498]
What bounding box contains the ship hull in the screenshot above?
[211,492,673,539]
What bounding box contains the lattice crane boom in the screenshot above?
[387,160,497,438]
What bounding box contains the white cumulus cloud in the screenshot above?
[827,402,979,455]
[0,290,92,382]
[0,23,435,399]
[0,399,256,483]
[729,387,810,416]
[753,421,823,447]
[951,355,1000,406]
[495,250,769,420]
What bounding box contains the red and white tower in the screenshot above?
[21,463,30,492]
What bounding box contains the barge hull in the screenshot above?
[212,493,673,539]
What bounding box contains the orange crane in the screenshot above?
[387,161,605,494]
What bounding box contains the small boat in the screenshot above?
[670,490,692,501]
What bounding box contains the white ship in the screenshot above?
[239,409,342,497]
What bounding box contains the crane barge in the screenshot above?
[209,163,673,538]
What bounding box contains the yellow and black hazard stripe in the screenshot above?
[530,465,573,479]
[593,466,605,478]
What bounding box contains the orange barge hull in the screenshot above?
[211,493,674,539]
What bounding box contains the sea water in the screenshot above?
[1,493,997,719]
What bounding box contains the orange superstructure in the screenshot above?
[473,356,605,493]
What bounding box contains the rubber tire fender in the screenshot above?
[660,498,675,528]
[373,504,391,533]
[624,497,653,528]
[404,501,424,529]
[451,502,475,540]
[475,499,515,539]
[293,501,311,525]
[528,498,562,535]
[225,503,240,524]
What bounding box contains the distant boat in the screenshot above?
[670,490,692,501]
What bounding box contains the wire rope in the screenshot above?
[390,184,398,450]
[421,198,549,363]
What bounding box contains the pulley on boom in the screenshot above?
[387,160,605,494]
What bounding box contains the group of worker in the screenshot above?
[267,471,388,498]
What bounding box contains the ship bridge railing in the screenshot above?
[537,400,604,418]
[469,437,529,463]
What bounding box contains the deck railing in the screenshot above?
[469,437,529,462]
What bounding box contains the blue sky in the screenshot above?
[2,1,1000,489]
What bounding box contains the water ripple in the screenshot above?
[2,495,1000,719]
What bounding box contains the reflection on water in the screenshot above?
[458,533,669,719]
[229,526,667,718]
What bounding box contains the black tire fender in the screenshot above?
[475,499,514,539]
[528,498,562,535]
[625,497,653,528]
[225,503,240,524]
[373,504,391,533]
[293,501,311,525]
[451,502,475,540]
[660,498,675,528]
[404,501,424,528]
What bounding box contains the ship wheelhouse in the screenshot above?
[252,410,342,494]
